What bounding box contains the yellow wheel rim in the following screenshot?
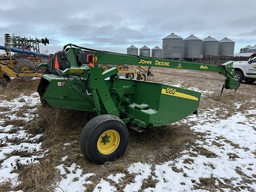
[101,65,108,71]
[20,66,31,72]
[118,65,125,71]
[97,129,120,155]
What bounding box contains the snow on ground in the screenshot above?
[0,93,44,187]
[55,99,256,191]
[90,111,256,192]
[0,92,256,191]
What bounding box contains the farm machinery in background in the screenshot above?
[37,44,239,164]
[101,64,154,81]
[0,34,50,91]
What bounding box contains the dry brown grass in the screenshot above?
[15,158,57,192]
[1,78,40,100]
[126,123,196,164]
[13,103,196,190]
[0,182,12,192]
[1,67,255,191]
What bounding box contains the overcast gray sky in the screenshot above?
[0,0,255,54]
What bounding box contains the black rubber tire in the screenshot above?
[137,73,146,81]
[15,59,36,81]
[80,114,129,164]
[37,78,51,107]
[125,73,134,79]
[234,70,244,83]
[110,74,119,81]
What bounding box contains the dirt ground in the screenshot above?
[0,67,255,191]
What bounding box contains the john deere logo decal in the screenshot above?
[177,64,183,69]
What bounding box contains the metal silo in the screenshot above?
[162,33,183,59]
[152,46,162,58]
[127,45,138,55]
[219,37,235,56]
[140,45,150,57]
[183,34,202,59]
[202,36,219,56]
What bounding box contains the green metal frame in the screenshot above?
[37,44,239,129]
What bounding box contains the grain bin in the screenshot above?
[202,36,219,56]
[162,33,183,59]
[152,46,162,58]
[219,37,235,56]
[183,34,202,59]
[127,45,138,55]
[140,45,150,57]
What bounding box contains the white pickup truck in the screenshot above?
[233,56,256,84]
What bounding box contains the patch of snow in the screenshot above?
[123,163,152,192]
[55,163,94,192]
[78,108,256,191]
[93,179,117,192]
[1,91,256,191]
[0,92,44,187]
[107,173,125,183]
